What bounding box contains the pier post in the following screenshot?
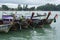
[19,23,22,30]
[20,25,21,30]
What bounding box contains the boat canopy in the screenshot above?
[2,15,13,19]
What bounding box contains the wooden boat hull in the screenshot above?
[0,24,12,33]
[28,19,53,28]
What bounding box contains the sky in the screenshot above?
[0,0,60,8]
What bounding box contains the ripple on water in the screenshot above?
[8,37,28,40]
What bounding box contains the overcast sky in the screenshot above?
[0,0,60,8]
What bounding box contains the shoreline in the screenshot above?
[0,10,60,11]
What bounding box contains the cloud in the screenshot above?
[0,0,60,5]
[0,0,60,8]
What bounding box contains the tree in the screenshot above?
[2,5,9,10]
[17,4,22,10]
[57,5,60,11]
[37,4,57,11]
[25,5,28,10]
[23,5,28,11]
[29,7,35,11]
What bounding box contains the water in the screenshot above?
[0,11,60,40]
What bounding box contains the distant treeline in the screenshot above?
[0,3,60,11]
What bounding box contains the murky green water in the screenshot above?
[0,28,56,40]
[0,11,60,40]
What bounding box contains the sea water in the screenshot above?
[0,11,60,40]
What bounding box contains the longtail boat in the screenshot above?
[0,24,11,33]
[0,14,13,33]
[0,12,58,32]
[25,12,58,28]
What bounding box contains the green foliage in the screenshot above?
[57,5,60,10]
[29,7,35,11]
[1,4,60,11]
[2,5,9,10]
[17,4,22,10]
[37,4,57,11]
[23,5,28,11]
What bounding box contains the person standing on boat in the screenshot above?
[19,15,26,23]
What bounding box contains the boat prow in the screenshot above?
[0,24,12,33]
